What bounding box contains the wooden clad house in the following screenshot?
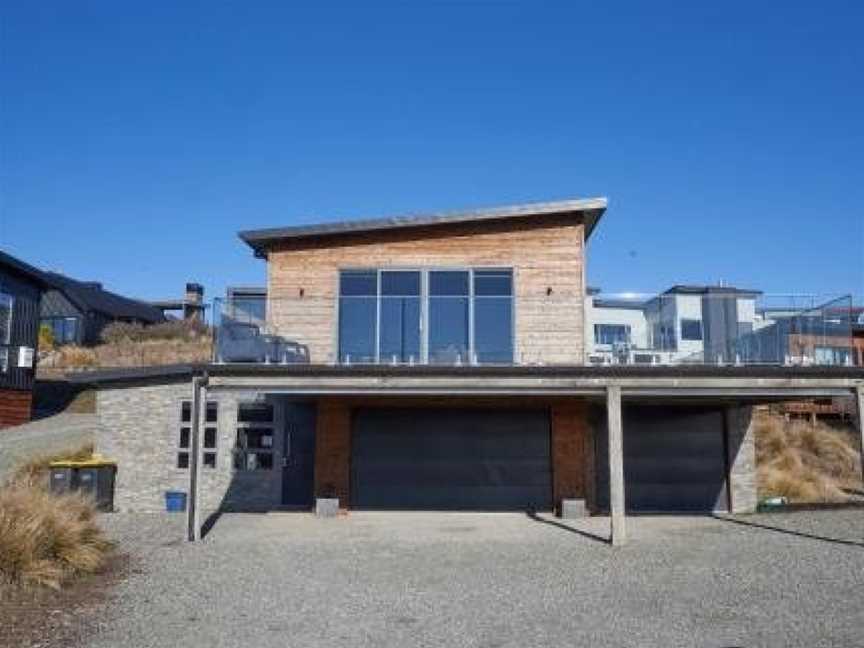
[74,198,864,545]
[0,250,48,428]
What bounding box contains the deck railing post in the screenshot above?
[606,385,626,546]
[856,385,864,484]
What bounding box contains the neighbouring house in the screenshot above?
[70,198,864,544]
[39,271,166,345]
[150,283,208,322]
[0,250,48,428]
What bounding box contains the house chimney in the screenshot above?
[184,283,204,321]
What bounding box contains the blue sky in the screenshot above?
[1,1,862,303]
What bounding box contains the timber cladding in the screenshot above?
[266,216,587,365]
[0,389,33,429]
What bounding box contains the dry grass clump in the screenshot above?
[44,337,212,369]
[100,319,209,344]
[8,443,95,490]
[0,485,112,590]
[755,413,862,503]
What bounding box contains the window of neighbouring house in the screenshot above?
[337,268,514,365]
[178,400,218,470]
[40,317,79,345]
[594,324,631,346]
[680,319,703,341]
[0,293,12,343]
[234,402,275,471]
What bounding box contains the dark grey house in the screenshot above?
[0,250,48,428]
[40,272,165,346]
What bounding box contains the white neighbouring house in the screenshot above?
[586,285,762,365]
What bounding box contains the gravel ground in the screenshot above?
[0,413,96,481]
[83,509,864,648]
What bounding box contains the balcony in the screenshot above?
[212,292,861,368]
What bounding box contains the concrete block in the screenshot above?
[315,497,340,518]
[560,498,589,519]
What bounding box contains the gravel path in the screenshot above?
[82,509,864,648]
[0,413,96,481]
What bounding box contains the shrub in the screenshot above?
[54,345,97,368]
[0,485,112,590]
[38,323,55,350]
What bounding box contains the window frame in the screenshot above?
[593,323,632,346]
[336,267,515,365]
[234,402,276,471]
[177,400,218,470]
[680,318,704,342]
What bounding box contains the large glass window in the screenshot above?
[379,271,421,363]
[428,271,470,364]
[338,271,377,363]
[473,270,513,363]
[594,324,631,346]
[337,268,514,365]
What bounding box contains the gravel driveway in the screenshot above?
[85,510,864,648]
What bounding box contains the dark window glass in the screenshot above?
[380,271,421,363]
[474,270,513,363]
[203,452,217,469]
[205,402,218,423]
[474,269,512,296]
[234,450,273,471]
[179,427,190,449]
[177,452,189,469]
[204,427,217,449]
[429,271,469,296]
[339,271,377,296]
[339,270,378,364]
[595,324,631,345]
[231,297,266,323]
[240,428,274,449]
[429,271,469,364]
[680,319,703,341]
[238,403,274,423]
[181,401,191,423]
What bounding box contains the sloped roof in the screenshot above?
[239,197,607,256]
[42,271,166,323]
[0,249,50,287]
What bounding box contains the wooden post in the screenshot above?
[606,385,626,546]
[187,375,206,542]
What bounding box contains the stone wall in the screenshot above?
[726,405,758,514]
[96,381,284,514]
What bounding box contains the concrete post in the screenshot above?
[606,385,626,546]
[856,385,864,484]
[187,375,206,542]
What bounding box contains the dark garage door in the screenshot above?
[596,405,728,512]
[351,408,552,510]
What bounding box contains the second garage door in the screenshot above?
[596,405,729,512]
[351,408,552,510]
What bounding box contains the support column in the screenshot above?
[187,375,206,542]
[856,385,864,484]
[725,406,758,514]
[606,385,626,546]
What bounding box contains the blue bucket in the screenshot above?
[165,491,187,513]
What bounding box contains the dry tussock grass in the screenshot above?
[0,444,111,591]
[47,337,211,369]
[0,485,112,590]
[755,413,862,503]
[8,443,95,490]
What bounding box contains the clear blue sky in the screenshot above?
[1,2,862,303]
